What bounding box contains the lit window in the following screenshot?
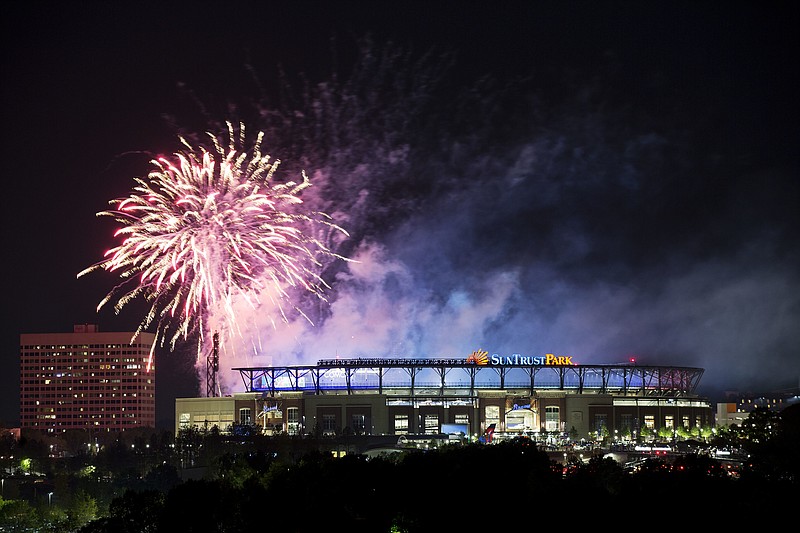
[545,406,560,432]
[485,405,500,426]
[394,414,409,435]
[424,414,439,434]
[287,407,300,435]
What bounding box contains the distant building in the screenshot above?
[715,402,749,428]
[0,427,20,441]
[19,324,156,433]
[715,388,800,427]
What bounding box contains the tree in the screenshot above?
[739,407,780,444]
[212,453,257,489]
[638,426,655,442]
[676,425,690,440]
[117,490,165,532]
[175,426,203,468]
[140,463,182,493]
[599,424,610,444]
[39,503,68,533]
[0,498,41,532]
[66,490,98,531]
[0,433,19,473]
[657,425,674,440]
[568,426,579,441]
[565,455,627,497]
[79,490,164,533]
[60,429,92,457]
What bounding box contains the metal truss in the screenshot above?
[235,359,704,398]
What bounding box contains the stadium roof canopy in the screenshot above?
[234,358,704,397]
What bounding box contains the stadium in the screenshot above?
[175,351,714,445]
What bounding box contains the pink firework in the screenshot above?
[79,122,350,371]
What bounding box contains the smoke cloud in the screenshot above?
[182,38,798,399]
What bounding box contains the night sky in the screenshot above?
[2,1,798,428]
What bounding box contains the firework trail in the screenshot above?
[78,121,351,381]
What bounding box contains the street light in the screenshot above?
[48,492,53,506]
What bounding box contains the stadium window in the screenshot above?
[287,407,300,435]
[351,414,366,434]
[322,414,336,435]
[594,414,608,434]
[423,414,439,434]
[621,414,633,434]
[394,414,409,435]
[545,406,560,432]
[485,405,500,426]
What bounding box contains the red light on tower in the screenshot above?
[629,357,636,364]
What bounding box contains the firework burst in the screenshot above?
[79,122,350,374]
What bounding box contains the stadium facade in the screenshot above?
[175,351,713,440]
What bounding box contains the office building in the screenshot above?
[20,324,156,433]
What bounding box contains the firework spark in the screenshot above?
[79,122,350,375]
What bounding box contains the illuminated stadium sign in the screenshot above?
[468,350,576,366]
[466,350,490,365]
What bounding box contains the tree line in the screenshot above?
[0,405,797,531]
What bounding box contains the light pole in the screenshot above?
[48,492,53,506]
